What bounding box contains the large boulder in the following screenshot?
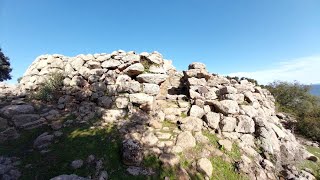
[0,105,34,119]
[235,115,255,133]
[189,105,205,118]
[101,59,121,69]
[212,100,240,115]
[136,74,167,85]
[12,114,40,128]
[204,112,220,129]
[129,93,154,105]
[124,63,144,76]
[179,116,203,132]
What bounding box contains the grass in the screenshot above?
[210,156,247,180]
[180,112,188,118]
[33,72,64,102]
[162,120,176,129]
[298,146,320,179]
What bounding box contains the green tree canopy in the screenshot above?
[0,48,12,81]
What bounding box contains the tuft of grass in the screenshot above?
[143,155,161,169]
[203,130,219,148]
[180,112,188,118]
[34,72,64,102]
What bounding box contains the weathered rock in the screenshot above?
[218,139,233,152]
[176,131,196,149]
[115,97,129,109]
[71,159,83,169]
[189,105,205,118]
[33,132,54,150]
[179,116,203,132]
[220,86,237,95]
[189,62,206,70]
[50,174,89,180]
[142,83,160,95]
[122,139,143,166]
[220,117,237,132]
[124,63,144,76]
[0,105,34,118]
[197,158,213,178]
[136,74,167,85]
[0,117,8,131]
[204,112,220,129]
[235,115,255,133]
[12,114,40,128]
[212,100,239,115]
[129,93,153,105]
[101,59,121,69]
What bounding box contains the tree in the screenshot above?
[0,48,12,81]
[265,81,320,141]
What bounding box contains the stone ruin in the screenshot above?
[0,50,318,179]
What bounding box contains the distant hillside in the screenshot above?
[310,84,320,96]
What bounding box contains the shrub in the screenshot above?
[35,72,64,101]
[265,81,320,141]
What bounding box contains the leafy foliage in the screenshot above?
[0,48,12,81]
[35,72,64,101]
[265,81,320,141]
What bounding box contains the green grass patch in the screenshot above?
[180,112,188,118]
[210,156,247,180]
[162,120,176,129]
[298,146,320,179]
[203,130,219,148]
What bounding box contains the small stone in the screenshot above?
[71,159,83,169]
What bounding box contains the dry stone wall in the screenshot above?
[0,50,318,180]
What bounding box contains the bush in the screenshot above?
[35,72,64,101]
[265,81,320,141]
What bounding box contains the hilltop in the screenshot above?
[0,50,319,180]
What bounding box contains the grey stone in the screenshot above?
[71,159,83,169]
[12,114,40,128]
[176,131,196,149]
[197,158,213,178]
[136,74,167,85]
[124,63,144,76]
[50,174,89,180]
[0,104,34,118]
[235,115,255,133]
[122,139,143,166]
[101,59,121,69]
[212,100,240,115]
[142,83,160,95]
[189,105,205,118]
[204,112,220,129]
[220,117,237,132]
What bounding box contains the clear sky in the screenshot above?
[1,0,320,84]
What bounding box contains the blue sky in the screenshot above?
[1,0,320,84]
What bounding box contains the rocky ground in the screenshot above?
[0,50,319,180]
